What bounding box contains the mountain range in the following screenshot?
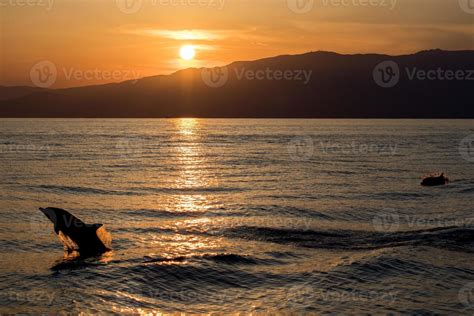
[0,49,472,118]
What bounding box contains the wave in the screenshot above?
[143,253,283,266]
[31,184,244,196]
[219,226,474,252]
[33,185,136,196]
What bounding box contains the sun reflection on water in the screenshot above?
[172,118,216,214]
[176,118,199,136]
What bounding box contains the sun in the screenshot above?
[179,45,196,61]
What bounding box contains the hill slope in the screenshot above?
[0,50,473,118]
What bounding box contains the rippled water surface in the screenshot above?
[1,119,473,314]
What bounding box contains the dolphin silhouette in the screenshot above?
[39,207,112,255]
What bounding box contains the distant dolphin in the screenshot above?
[39,207,112,255]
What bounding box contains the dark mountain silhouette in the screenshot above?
[0,49,472,118]
[0,86,45,101]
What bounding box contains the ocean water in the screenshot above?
[0,119,473,314]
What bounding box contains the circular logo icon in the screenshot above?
[459,0,474,14]
[287,136,314,161]
[116,0,143,14]
[201,67,229,88]
[459,134,474,163]
[31,208,57,232]
[459,282,474,308]
[287,0,315,14]
[373,61,400,88]
[372,209,400,232]
[30,61,57,88]
[115,137,144,159]
[286,284,313,304]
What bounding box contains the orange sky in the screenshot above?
[1,0,473,88]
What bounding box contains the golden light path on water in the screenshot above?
[1,119,473,314]
[110,119,221,314]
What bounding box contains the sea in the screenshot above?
[0,119,473,314]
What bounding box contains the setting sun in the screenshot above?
[179,45,196,61]
[1,1,473,314]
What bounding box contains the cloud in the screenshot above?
[123,29,231,41]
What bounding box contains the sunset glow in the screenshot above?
[1,0,473,89]
[179,45,196,61]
